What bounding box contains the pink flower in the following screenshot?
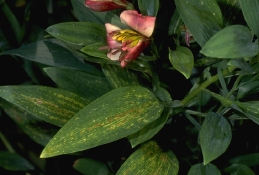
[120,10,156,37]
[85,0,133,12]
[101,10,156,67]
[104,23,150,67]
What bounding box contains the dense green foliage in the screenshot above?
[1,0,259,174]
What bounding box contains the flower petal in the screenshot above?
[105,23,122,49]
[120,10,156,37]
[85,0,127,12]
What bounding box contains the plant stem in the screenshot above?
[181,66,237,106]
[0,131,15,153]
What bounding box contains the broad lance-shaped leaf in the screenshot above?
[239,0,259,37]
[116,141,179,175]
[200,25,258,58]
[44,67,113,103]
[169,46,194,79]
[0,86,88,127]
[101,64,140,88]
[175,0,223,46]
[40,86,163,158]
[46,22,106,47]
[0,39,101,75]
[0,99,58,146]
[200,112,232,165]
[128,107,170,148]
[188,163,221,175]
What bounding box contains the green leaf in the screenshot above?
[228,59,254,73]
[101,64,140,88]
[200,112,232,165]
[44,67,113,103]
[73,158,111,175]
[40,86,163,158]
[138,0,159,16]
[0,39,101,75]
[169,46,194,79]
[229,153,259,167]
[46,22,106,47]
[188,163,221,175]
[235,101,259,125]
[116,141,179,175]
[237,81,259,99]
[239,0,259,37]
[200,25,258,58]
[128,108,170,148]
[0,85,88,127]
[0,151,34,171]
[0,99,58,146]
[203,89,233,107]
[81,43,109,60]
[175,0,223,46]
[224,164,255,175]
[1,2,23,44]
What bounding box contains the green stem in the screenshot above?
[0,131,15,153]
[1,2,22,45]
[181,66,237,106]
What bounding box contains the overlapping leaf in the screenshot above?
[101,64,140,88]
[116,141,179,175]
[200,112,232,165]
[0,99,58,146]
[40,86,163,158]
[44,67,113,103]
[0,39,100,74]
[0,85,88,127]
[188,163,221,175]
[200,25,258,58]
[46,22,106,47]
[175,0,223,46]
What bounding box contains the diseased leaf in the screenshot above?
[116,141,179,175]
[0,39,101,75]
[0,99,58,146]
[175,0,223,46]
[0,85,88,127]
[200,25,258,58]
[188,163,221,175]
[40,86,163,158]
[200,112,232,165]
[44,67,113,103]
[169,46,194,79]
[102,64,140,88]
[239,0,259,37]
[0,151,34,171]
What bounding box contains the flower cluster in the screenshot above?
[85,0,156,67]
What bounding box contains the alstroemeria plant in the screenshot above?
[104,10,156,67]
[85,0,134,12]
